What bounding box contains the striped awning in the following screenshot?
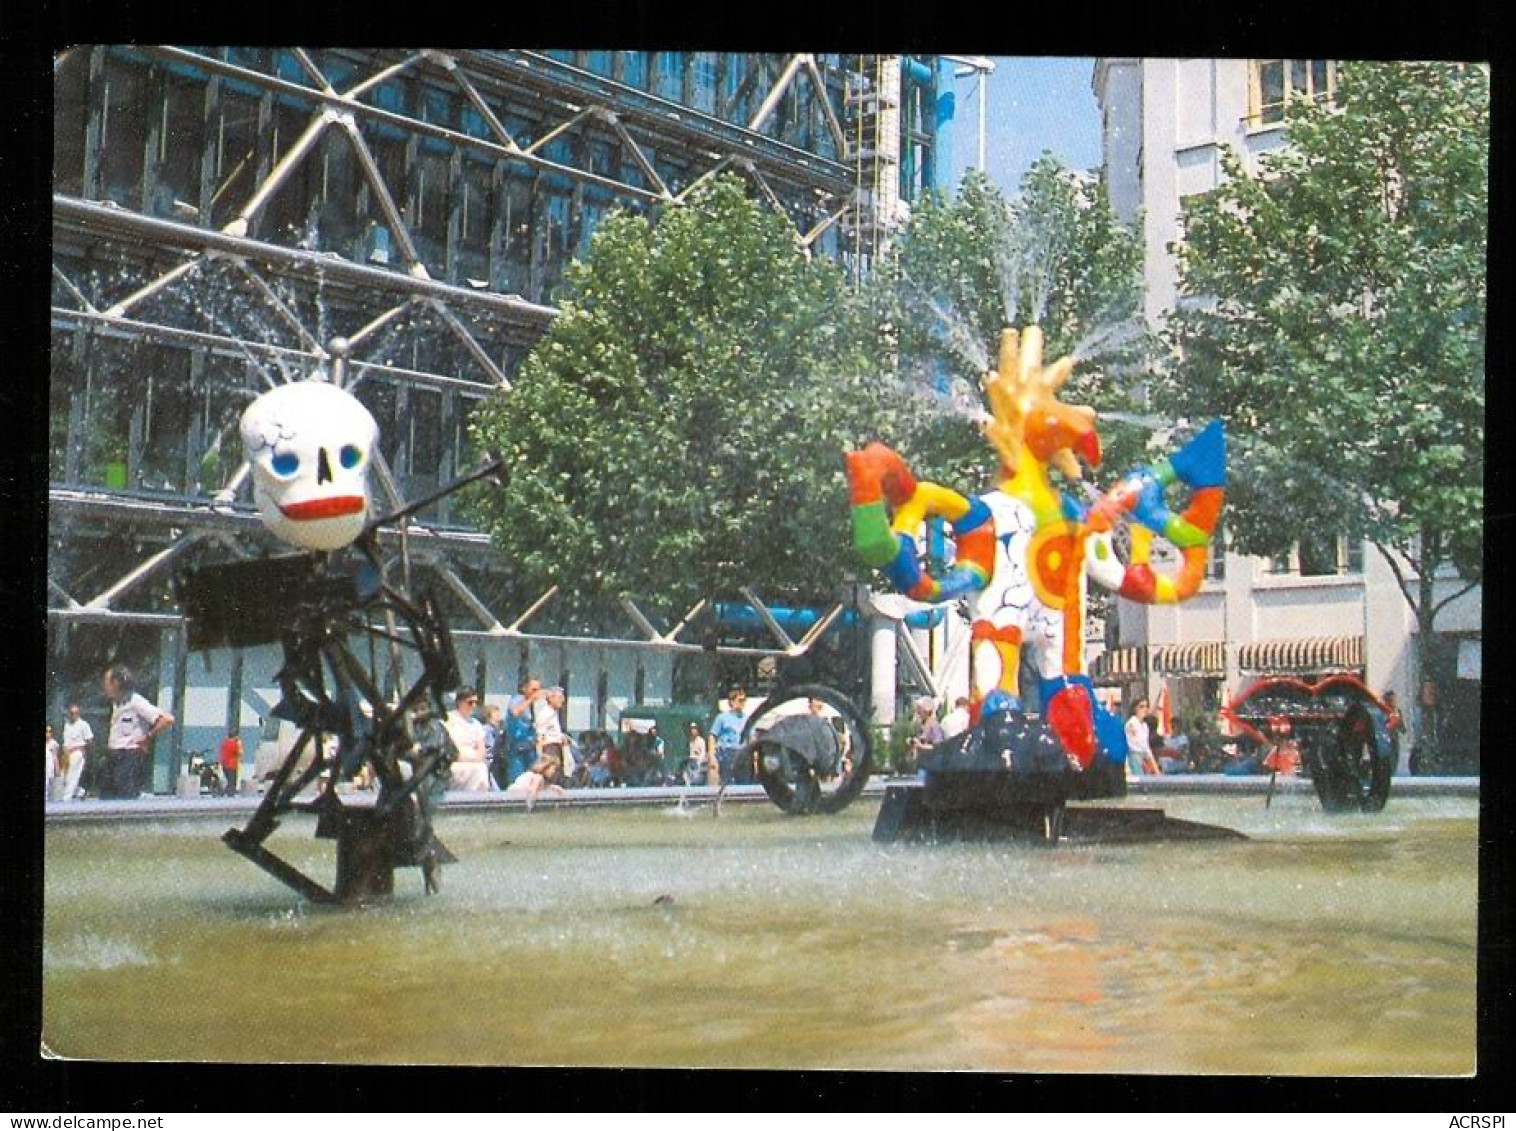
[1089,645,1147,682]
[1236,635,1363,673]
[1151,640,1226,676]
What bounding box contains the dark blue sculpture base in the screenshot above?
[872,783,1248,844]
[874,709,1245,844]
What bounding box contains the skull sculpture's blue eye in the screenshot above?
[271,451,300,477]
[339,444,363,470]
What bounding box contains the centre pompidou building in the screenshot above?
[48,47,955,786]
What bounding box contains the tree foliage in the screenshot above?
[466,160,1162,625]
[1154,62,1487,606]
[467,176,901,617]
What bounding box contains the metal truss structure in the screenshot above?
[47,48,939,762]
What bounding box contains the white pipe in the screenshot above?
[978,71,988,172]
[870,613,898,728]
[942,55,996,74]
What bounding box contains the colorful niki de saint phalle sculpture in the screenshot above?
[850,326,1237,843]
[176,345,506,902]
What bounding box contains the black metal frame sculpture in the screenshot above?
[743,683,874,816]
[1223,673,1395,813]
[176,459,506,903]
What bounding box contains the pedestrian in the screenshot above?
[1382,690,1406,772]
[604,734,627,788]
[505,676,542,786]
[61,704,94,801]
[101,665,175,799]
[908,698,945,772]
[1143,713,1163,775]
[481,704,505,788]
[685,722,708,785]
[587,732,614,788]
[1124,698,1152,781]
[45,725,60,796]
[644,723,667,785]
[710,687,750,785]
[510,687,570,807]
[809,696,853,781]
[445,687,491,792]
[218,728,243,796]
[941,696,972,740]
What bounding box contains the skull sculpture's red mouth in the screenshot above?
[278,496,366,521]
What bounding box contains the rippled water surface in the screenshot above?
[43,794,1478,1072]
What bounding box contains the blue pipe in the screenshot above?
[934,59,957,194]
[712,602,946,633]
[903,56,933,86]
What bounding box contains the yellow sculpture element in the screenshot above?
[983,325,1098,491]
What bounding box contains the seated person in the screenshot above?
[508,767,566,809]
[444,687,492,792]
[1157,725,1194,774]
[1157,746,1188,775]
[1223,736,1265,775]
[603,739,626,787]
[1190,733,1228,774]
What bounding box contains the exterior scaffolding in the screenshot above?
[47,47,946,785]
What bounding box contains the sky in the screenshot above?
[942,57,1104,197]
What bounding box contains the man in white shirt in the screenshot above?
[444,687,491,792]
[102,665,174,799]
[532,687,568,771]
[61,704,94,801]
[1124,698,1152,780]
[511,687,570,807]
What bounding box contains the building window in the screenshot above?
[53,53,89,196]
[1264,535,1363,576]
[1344,537,1364,574]
[1205,521,1227,581]
[208,89,262,230]
[1250,60,1335,128]
[1297,532,1341,577]
[99,57,150,208]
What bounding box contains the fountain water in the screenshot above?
[41,795,1479,1071]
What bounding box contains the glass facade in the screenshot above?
[48,49,942,744]
[52,47,909,514]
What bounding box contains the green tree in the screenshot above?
[1155,61,1487,757]
[884,159,1153,493]
[468,176,901,620]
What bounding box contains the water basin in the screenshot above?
[42,792,1478,1073]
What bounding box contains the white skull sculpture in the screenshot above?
[240,380,380,552]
